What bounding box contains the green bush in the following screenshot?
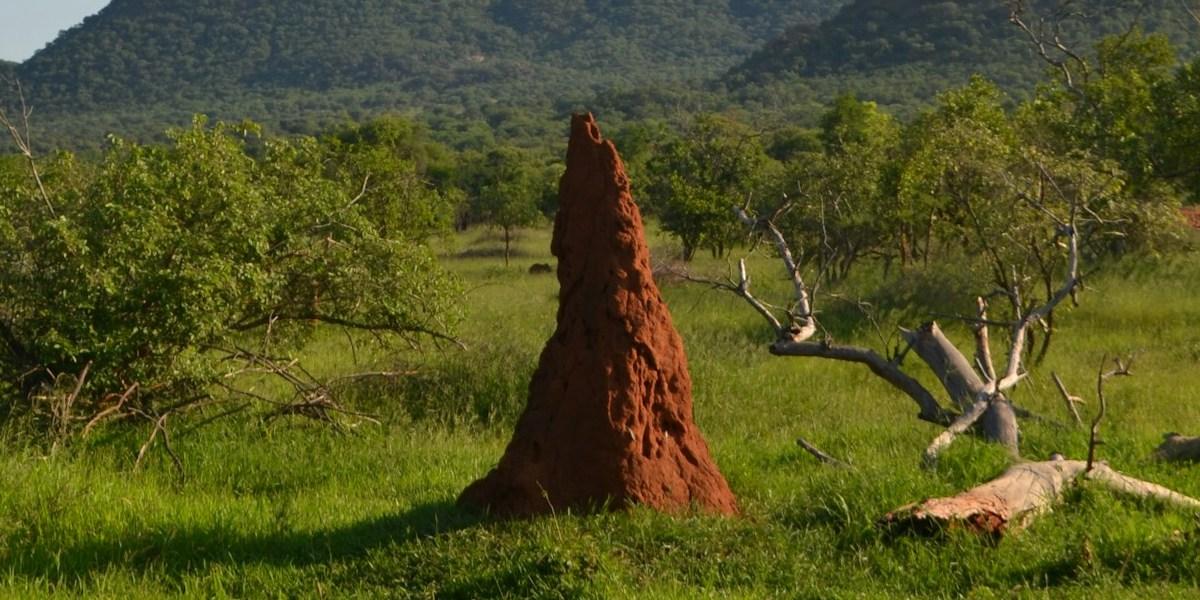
[0,117,460,434]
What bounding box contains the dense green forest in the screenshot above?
[8,0,843,150]
[728,0,1200,118]
[12,0,1200,151]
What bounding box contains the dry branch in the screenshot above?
[0,77,54,215]
[769,339,949,425]
[735,203,816,341]
[902,323,987,412]
[797,436,850,468]
[725,186,1080,462]
[923,397,992,467]
[1051,372,1085,427]
[973,297,997,383]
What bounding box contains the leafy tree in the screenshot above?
[646,115,776,260]
[1156,56,1200,201]
[777,95,900,279]
[895,77,1017,268]
[460,146,548,265]
[0,117,460,435]
[321,117,460,240]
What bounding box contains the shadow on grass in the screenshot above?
[9,500,484,584]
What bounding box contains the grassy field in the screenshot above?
[2,223,1200,598]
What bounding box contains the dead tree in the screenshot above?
[884,359,1200,538]
[721,185,1081,464]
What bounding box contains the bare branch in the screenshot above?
[677,266,785,335]
[734,200,816,341]
[796,436,851,468]
[1008,0,1090,98]
[771,339,949,425]
[1088,355,1134,472]
[902,323,987,412]
[973,298,997,383]
[81,382,139,437]
[994,200,1080,393]
[1051,372,1084,428]
[0,77,54,215]
[923,396,991,467]
[1087,464,1200,511]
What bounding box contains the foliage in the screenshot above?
[320,117,461,239]
[644,115,778,260]
[729,0,1200,92]
[9,0,845,150]
[777,95,901,279]
[0,117,460,434]
[458,145,553,265]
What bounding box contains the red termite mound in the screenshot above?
[458,113,738,517]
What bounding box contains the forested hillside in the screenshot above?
[729,0,1200,115]
[10,0,843,149]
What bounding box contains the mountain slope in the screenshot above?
[729,0,1200,104]
[11,0,845,147]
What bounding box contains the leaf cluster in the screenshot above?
[0,117,460,429]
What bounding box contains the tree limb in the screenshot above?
[770,339,949,425]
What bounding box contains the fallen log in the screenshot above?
[1153,433,1200,462]
[883,456,1200,538]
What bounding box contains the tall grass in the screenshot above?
[1,223,1199,598]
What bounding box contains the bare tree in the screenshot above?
[717,157,1083,464]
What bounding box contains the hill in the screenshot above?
[728,0,1200,115]
[10,0,846,149]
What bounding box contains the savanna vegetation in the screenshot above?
[3,0,1200,597]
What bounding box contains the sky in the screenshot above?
[0,0,111,62]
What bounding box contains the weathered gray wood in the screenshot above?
[796,437,851,468]
[902,322,987,413]
[980,396,1020,454]
[924,397,988,466]
[973,297,997,382]
[770,340,949,425]
[734,206,816,342]
[1051,372,1085,427]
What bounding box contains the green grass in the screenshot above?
[3,223,1200,598]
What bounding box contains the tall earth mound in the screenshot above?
[458,114,738,517]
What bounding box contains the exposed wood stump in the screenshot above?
[458,114,737,518]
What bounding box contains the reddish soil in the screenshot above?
[458,114,738,517]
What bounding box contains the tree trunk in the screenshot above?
[903,322,986,412]
[503,226,512,266]
[903,322,1018,453]
[883,457,1200,538]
